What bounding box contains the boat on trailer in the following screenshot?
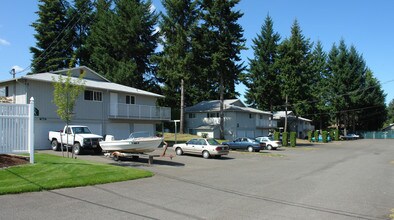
[99,131,163,153]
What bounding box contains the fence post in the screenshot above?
[28,97,35,164]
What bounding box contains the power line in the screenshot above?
[17,0,95,74]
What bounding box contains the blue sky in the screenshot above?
[1,0,394,104]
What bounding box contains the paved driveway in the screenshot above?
[1,139,393,219]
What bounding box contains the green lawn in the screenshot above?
[0,153,153,195]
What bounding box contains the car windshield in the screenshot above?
[72,127,91,134]
[206,138,220,145]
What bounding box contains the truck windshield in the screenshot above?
[72,127,92,134]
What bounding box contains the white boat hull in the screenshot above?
[99,137,162,153]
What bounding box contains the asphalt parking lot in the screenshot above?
[1,139,393,220]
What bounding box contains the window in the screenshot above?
[0,86,9,97]
[126,95,135,104]
[189,113,196,118]
[259,115,263,119]
[84,90,102,101]
[207,112,219,118]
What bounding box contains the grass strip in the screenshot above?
[0,153,153,195]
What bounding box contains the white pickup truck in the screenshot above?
[49,125,103,155]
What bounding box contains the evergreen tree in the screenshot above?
[310,41,330,129]
[87,0,159,91]
[200,0,246,139]
[30,0,74,73]
[70,0,94,66]
[357,69,387,130]
[157,0,199,133]
[242,15,281,111]
[386,99,394,125]
[277,20,313,131]
[327,40,370,132]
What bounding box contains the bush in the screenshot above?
[314,130,319,142]
[307,131,312,142]
[201,133,208,138]
[290,132,296,147]
[274,131,280,141]
[334,129,339,141]
[322,131,328,143]
[282,132,288,147]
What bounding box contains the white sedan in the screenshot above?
[173,138,229,159]
[255,136,282,150]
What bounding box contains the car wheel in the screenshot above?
[73,143,82,155]
[247,146,253,152]
[176,147,183,156]
[202,150,210,159]
[266,145,272,150]
[51,140,59,151]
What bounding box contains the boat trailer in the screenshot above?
[104,141,173,165]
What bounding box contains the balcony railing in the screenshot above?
[256,120,277,128]
[109,103,171,120]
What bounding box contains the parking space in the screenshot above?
[1,139,393,219]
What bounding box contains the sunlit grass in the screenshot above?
[0,153,153,195]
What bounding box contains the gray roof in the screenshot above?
[1,67,164,98]
[273,111,312,122]
[185,99,271,115]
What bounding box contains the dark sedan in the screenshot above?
[222,137,262,152]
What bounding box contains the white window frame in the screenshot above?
[126,95,135,105]
[84,90,102,102]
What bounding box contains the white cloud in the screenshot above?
[0,38,10,46]
[12,65,24,73]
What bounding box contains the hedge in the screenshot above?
[282,132,288,147]
[290,132,296,147]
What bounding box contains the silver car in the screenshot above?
[173,138,229,159]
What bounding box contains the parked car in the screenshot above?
[340,133,359,140]
[49,125,103,155]
[173,138,229,159]
[222,137,261,152]
[255,136,282,150]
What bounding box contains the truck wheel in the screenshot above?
[51,140,59,151]
[73,143,82,155]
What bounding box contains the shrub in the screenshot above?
[274,131,280,141]
[322,131,328,143]
[334,129,339,141]
[282,132,288,147]
[314,130,319,142]
[290,132,296,147]
[307,131,312,142]
[201,133,208,138]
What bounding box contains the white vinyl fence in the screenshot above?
[0,97,34,163]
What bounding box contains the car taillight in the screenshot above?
[216,147,224,151]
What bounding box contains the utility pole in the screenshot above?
[10,68,16,103]
[284,94,288,133]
